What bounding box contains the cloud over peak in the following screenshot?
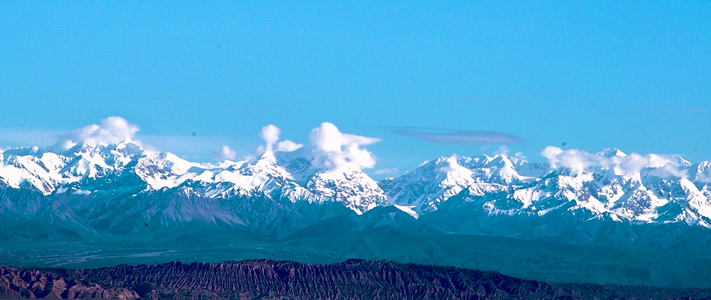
[309,122,380,170]
[56,116,140,150]
[47,118,377,171]
[260,124,281,152]
[541,146,688,179]
[213,145,237,161]
[257,124,304,154]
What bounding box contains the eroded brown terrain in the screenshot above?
[2,260,709,299]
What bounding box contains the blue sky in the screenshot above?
[1,2,710,178]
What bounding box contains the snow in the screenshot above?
[597,148,627,158]
[693,161,711,183]
[0,142,710,227]
[394,205,419,218]
[72,189,92,195]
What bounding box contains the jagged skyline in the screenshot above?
[1,116,706,181]
[2,2,711,176]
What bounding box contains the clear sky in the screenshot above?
[1,2,710,178]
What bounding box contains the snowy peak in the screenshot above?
[505,164,711,226]
[691,161,711,183]
[133,151,202,190]
[597,148,627,158]
[380,154,531,213]
[305,167,387,214]
[0,142,150,195]
[436,155,476,186]
[163,148,388,214]
[482,154,526,184]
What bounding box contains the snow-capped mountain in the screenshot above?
[3,143,711,288]
[2,142,711,243]
[379,154,548,214]
[378,149,711,228]
[3,143,711,227]
[0,141,387,216]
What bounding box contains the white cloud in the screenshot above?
[276,140,303,152]
[541,146,597,174]
[260,124,280,151]
[213,145,237,161]
[15,119,378,171]
[55,116,140,150]
[258,124,302,154]
[308,122,380,170]
[541,146,688,179]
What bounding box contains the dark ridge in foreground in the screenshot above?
[1,260,710,300]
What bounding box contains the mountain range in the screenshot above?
[1,141,711,288]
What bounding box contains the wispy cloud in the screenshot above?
[392,127,523,144]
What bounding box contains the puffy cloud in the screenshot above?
[260,124,281,151]
[309,122,380,170]
[541,146,597,174]
[276,140,303,152]
[213,145,237,161]
[541,146,688,179]
[56,116,139,150]
[259,124,302,153]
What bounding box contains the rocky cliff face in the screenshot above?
[2,260,709,300]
